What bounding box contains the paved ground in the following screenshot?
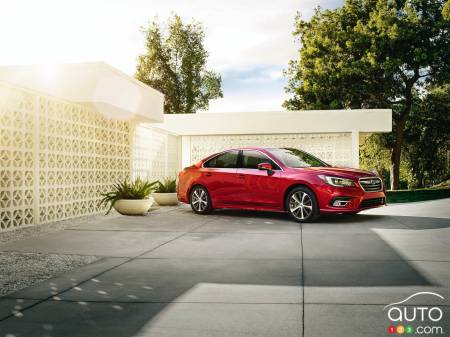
[0,199,449,337]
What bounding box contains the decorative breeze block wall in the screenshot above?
[0,85,35,229]
[0,83,132,230]
[188,133,352,167]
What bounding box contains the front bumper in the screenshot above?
[317,184,386,213]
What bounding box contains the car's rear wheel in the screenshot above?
[286,187,318,222]
[190,185,212,214]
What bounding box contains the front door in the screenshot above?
[236,150,283,208]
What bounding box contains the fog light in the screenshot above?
[333,200,350,207]
[330,197,352,207]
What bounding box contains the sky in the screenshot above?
[0,0,342,112]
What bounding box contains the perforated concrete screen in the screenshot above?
[188,133,352,167]
[0,83,132,230]
[0,85,35,229]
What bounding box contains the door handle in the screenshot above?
[205,172,212,177]
[238,174,245,179]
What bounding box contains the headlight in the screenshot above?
[318,175,355,187]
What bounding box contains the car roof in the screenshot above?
[202,147,282,161]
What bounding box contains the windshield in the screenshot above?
[268,148,329,168]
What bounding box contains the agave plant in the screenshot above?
[154,177,177,193]
[99,177,158,214]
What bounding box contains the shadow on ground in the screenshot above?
[0,207,449,337]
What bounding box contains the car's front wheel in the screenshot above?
[190,185,212,214]
[286,187,318,222]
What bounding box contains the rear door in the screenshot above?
[201,150,240,206]
[236,150,283,208]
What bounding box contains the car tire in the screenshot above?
[190,185,212,214]
[286,186,319,222]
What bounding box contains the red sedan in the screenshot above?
[177,147,386,222]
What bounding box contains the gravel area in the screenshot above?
[0,215,102,297]
[0,206,184,297]
[0,252,99,296]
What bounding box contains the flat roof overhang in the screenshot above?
[153,109,392,135]
[0,62,164,123]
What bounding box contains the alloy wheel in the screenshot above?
[191,188,209,212]
[289,191,313,220]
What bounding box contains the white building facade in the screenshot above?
[0,62,392,231]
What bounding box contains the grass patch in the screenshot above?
[386,187,450,203]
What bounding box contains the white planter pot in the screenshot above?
[113,198,154,215]
[152,193,179,206]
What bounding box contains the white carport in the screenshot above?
[0,62,164,122]
[153,109,392,169]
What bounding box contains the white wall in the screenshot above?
[181,133,354,168]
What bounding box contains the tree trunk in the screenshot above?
[390,88,413,190]
[390,121,404,190]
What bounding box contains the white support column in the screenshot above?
[351,130,360,168]
[164,133,169,177]
[181,136,191,168]
[177,135,183,171]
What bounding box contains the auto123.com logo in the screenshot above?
[384,292,445,335]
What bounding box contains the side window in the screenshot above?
[240,150,280,170]
[204,151,239,168]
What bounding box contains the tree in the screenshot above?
[360,134,414,189]
[136,14,223,114]
[404,85,450,187]
[284,0,450,189]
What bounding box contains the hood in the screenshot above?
[292,166,377,179]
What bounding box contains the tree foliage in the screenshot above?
[404,85,450,187]
[284,0,450,189]
[361,134,413,189]
[361,85,450,188]
[136,14,223,113]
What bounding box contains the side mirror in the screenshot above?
[257,162,274,175]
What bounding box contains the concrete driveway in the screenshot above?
[0,199,449,337]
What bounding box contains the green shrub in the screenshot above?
[386,187,450,203]
[154,177,177,193]
[99,177,158,214]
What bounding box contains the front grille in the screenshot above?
[359,177,383,192]
[360,197,385,208]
